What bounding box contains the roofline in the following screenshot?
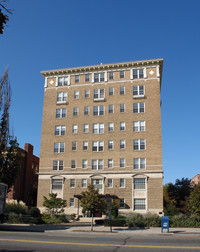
[41,58,163,77]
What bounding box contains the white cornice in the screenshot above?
[41,58,164,77]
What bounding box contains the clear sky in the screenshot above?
[0,0,200,184]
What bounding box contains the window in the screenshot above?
[58,76,69,86]
[94,73,104,82]
[119,199,125,208]
[71,160,76,169]
[92,141,104,152]
[82,179,87,188]
[94,88,105,100]
[109,72,114,80]
[133,85,144,96]
[85,89,90,98]
[93,123,104,134]
[83,141,88,151]
[133,103,145,113]
[108,140,114,150]
[108,104,114,114]
[120,104,125,113]
[133,69,144,79]
[134,158,146,169]
[85,74,90,82]
[93,106,104,116]
[120,71,124,78]
[82,160,88,169]
[75,75,79,83]
[120,158,125,168]
[133,121,145,132]
[83,124,89,133]
[70,198,75,207]
[107,179,113,188]
[108,122,114,132]
[109,87,114,96]
[120,178,125,188]
[72,124,78,134]
[72,141,77,151]
[55,126,66,136]
[52,179,62,190]
[108,159,113,168]
[70,179,75,188]
[74,90,79,99]
[134,178,146,189]
[133,139,146,150]
[92,159,103,170]
[57,92,67,104]
[73,107,78,116]
[56,108,66,118]
[54,143,64,153]
[134,199,146,210]
[120,140,125,150]
[92,179,103,190]
[53,160,63,171]
[84,106,89,115]
[120,86,125,95]
[120,122,125,131]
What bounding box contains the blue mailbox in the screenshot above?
[161,216,169,233]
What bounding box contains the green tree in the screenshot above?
[0,0,12,34]
[43,193,67,219]
[80,184,107,230]
[0,69,21,190]
[188,183,200,215]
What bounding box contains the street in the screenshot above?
[0,229,200,252]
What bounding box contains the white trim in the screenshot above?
[156,65,160,77]
[44,77,48,88]
[105,71,107,82]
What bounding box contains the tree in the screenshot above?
[188,183,200,215]
[0,0,12,34]
[0,69,21,190]
[80,184,107,230]
[43,193,67,219]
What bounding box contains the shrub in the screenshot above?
[126,213,145,228]
[111,202,118,218]
[170,214,200,228]
[144,213,161,227]
[28,207,41,218]
[7,212,22,223]
[104,219,126,226]
[70,213,76,220]
[55,214,69,223]
[5,203,27,215]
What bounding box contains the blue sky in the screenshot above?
[1,0,200,184]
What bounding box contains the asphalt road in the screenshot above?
[0,230,200,252]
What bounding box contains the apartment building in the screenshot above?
[37,58,164,215]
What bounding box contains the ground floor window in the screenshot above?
[119,198,125,208]
[70,198,75,207]
[134,198,146,210]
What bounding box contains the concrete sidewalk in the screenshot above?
[1,223,200,235]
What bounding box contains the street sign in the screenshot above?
[161,216,169,233]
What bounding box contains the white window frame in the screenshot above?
[85,89,90,98]
[53,160,64,171]
[82,179,87,188]
[120,104,125,113]
[92,159,104,170]
[134,198,146,210]
[70,198,75,207]
[108,159,113,168]
[85,74,90,82]
[82,159,88,169]
[109,72,114,80]
[133,69,144,79]
[75,75,79,83]
[120,86,125,95]
[93,106,104,116]
[109,87,114,96]
[92,141,104,152]
[57,92,67,104]
[120,178,125,188]
[108,122,114,132]
[70,179,75,188]
[56,108,66,118]
[120,158,125,168]
[120,122,126,131]
[74,90,79,99]
[73,107,78,116]
[54,142,65,153]
[55,125,66,136]
[120,71,124,79]
[92,178,103,190]
[133,85,145,97]
[133,121,145,132]
[107,179,113,188]
[94,72,105,82]
[120,140,126,150]
[71,160,76,169]
[133,158,146,169]
[83,141,88,151]
[84,106,89,115]
[93,123,104,134]
[133,139,146,151]
[83,124,89,133]
[58,76,69,86]
[119,198,125,208]
[52,179,63,191]
[94,88,105,101]
[108,140,114,150]
[134,178,146,190]
[108,104,114,114]
[133,103,145,113]
[72,124,78,134]
[72,141,77,151]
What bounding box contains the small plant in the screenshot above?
[70,213,76,220]
[126,213,145,228]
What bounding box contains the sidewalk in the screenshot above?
[1,223,200,235]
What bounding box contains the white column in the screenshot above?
[44,77,47,88]
[144,68,147,78]
[92,73,94,83]
[55,76,58,86]
[130,69,133,79]
[105,71,107,82]
[68,75,71,85]
[156,65,160,77]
